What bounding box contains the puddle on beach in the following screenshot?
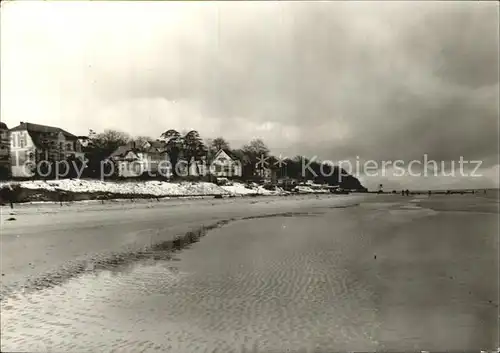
[2,206,498,352]
[388,205,438,220]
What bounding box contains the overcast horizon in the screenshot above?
[1,1,499,190]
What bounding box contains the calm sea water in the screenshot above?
[1,195,498,352]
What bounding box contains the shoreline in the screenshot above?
[1,209,330,301]
[2,193,497,351]
[0,193,366,302]
[2,193,498,351]
[3,192,496,302]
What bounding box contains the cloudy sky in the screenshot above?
[1,1,498,189]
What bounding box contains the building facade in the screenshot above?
[109,141,174,178]
[0,122,11,179]
[9,122,85,178]
[209,149,242,178]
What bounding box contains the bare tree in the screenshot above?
[134,135,153,149]
[211,137,230,152]
[93,130,131,154]
[241,139,270,179]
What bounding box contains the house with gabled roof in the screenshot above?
[209,149,242,178]
[108,140,174,178]
[9,122,85,178]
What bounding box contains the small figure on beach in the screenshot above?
[428,190,431,196]
[57,190,68,206]
[405,189,410,196]
[401,190,405,196]
[0,184,15,209]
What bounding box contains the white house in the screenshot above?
[109,141,173,178]
[209,149,242,178]
[9,122,85,178]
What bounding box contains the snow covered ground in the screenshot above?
[0,179,227,197]
[0,179,294,198]
[220,182,330,196]
[221,182,288,196]
[293,185,330,194]
[0,180,340,202]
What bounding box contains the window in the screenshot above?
[18,151,27,165]
[10,152,17,166]
[133,163,143,175]
[66,143,73,151]
[19,133,27,148]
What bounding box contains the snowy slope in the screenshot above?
[0,180,310,199]
[0,179,228,197]
[220,182,287,196]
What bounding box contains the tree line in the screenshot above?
[31,128,366,190]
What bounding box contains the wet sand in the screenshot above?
[0,194,362,300]
[1,194,499,351]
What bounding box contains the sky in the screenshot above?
[1,1,498,189]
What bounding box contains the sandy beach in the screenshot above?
[0,193,361,300]
[2,1,498,351]
[1,193,498,352]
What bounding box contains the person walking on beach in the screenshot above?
[405,189,410,196]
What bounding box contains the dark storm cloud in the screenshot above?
[3,1,499,169]
[109,1,498,165]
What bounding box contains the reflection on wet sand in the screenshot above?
[1,195,498,352]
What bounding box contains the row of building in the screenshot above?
[0,121,271,180]
[0,122,87,179]
[107,139,245,179]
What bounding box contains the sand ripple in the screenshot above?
[2,203,497,352]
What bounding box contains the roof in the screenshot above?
[212,149,238,162]
[10,122,78,148]
[10,122,77,138]
[149,140,167,149]
[143,140,168,153]
[109,145,134,159]
[109,141,169,160]
[108,141,142,159]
